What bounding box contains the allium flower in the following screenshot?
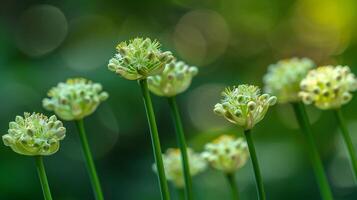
[202,135,248,173]
[153,148,207,188]
[2,113,66,156]
[214,85,277,130]
[148,60,198,97]
[263,57,315,103]
[299,66,357,110]
[42,78,109,121]
[108,37,174,80]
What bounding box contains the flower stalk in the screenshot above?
[226,173,239,200]
[75,119,104,200]
[139,78,171,200]
[292,102,334,200]
[35,156,53,200]
[334,108,357,180]
[244,130,265,200]
[167,96,193,200]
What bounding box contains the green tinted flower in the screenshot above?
[263,57,315,103]
[108,37,174,80]
[202,135,248,173]
[299,66,357,109]
[153,148,207,188]
[214,85,277,130]
[2,113,66,156]
[43,78,109,121]
[148,60,198,97]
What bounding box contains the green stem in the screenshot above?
[168,96,193,200]
[226,173,239,200]
[334,108,357,181]
[35,156,53,200]
[75,119,104,200]
[291,102,333,200]
[177,188,185,200]
[139,79,171,200]
[244,129,266,200]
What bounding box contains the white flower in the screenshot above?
[202,135,249,173]
[299,66,357,109]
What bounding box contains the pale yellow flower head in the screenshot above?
[43,78,109,121]
[2,113,66,156]
[153,148,206,188]
[108,37,174,80]
[214,85,277,130]
[263,57,315,103]
[148,60,198,97]
[299,66,357,110]
[202,135,249,173]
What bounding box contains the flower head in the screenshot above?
[202,135,248,173]
[2,113,66,156]
[108,37,174,80]
[214,85,277,130]
[263,57,315,103]
[43,78,109,121]
[148,60,198,97]
[299,66,357,109]
[153,148,206,188]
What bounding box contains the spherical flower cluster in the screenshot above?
[214,85,277,130]
[153,148,207,188]
[43,78,109,121]
[263,57,315,103]
[202,135,248,173]
[2,113,66,156]
[148,60,198,97]
[299,66,357,110]
[108,37,174,80]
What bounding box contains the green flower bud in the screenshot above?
[263,57,315,103]
[153,148,207,188]
[214,85,277,130]
[2,112,66,156]
[299,65,357,109]
[42,78,109,121]
[148,60,199,97]
[107,38,174,80]
[201,135,249,173]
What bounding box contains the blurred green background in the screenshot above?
[1,0,357,199]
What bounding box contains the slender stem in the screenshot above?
[291,102,334,200]
[177,188,185,200]
[139,79,171,200]
[35,156,53,200]
[168,96,193,200]
[75,119,104,200]
[226,173,240,200]
[244,129,266,200]
[334,108,357,181]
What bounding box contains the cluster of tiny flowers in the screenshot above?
[214,85,277,130]
[148,60,198,97]
[2,113,66,156]
[153,148,207,188]
[299,66,357,110]
[202,135,248,173]
[263,57,315,103]
[108,38,174,80]
[42,78,109,121]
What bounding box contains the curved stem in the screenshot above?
[139,79,171,200]
[244,129,266,200]
[226,173,240,200]
[168,96,193,200]
[334,108,357,181]
[35,156,53,200]
[291,102,334,200]
[75,119,104,200]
